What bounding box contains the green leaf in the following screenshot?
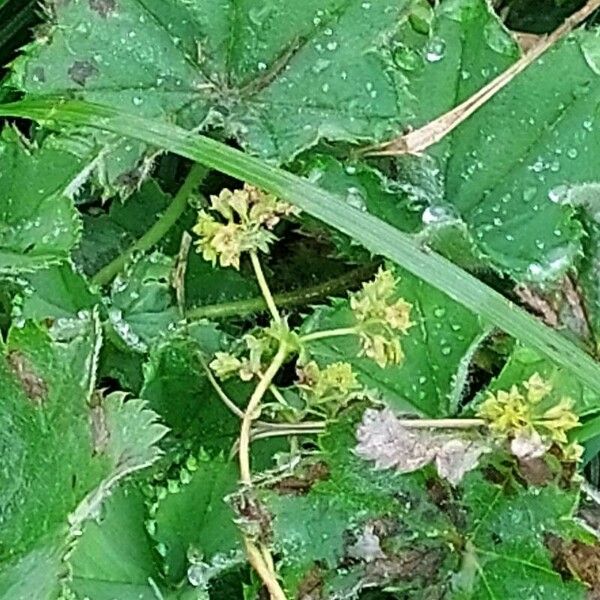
[185,254,260,314]
[13,0,425,175]
[75,180,175,277]
[0,313,167,599]
[298,153,423,260]
[259,407,455,597]
[0,129,92,274]
[407,2,596,281]
[303,267,486,416]
[68,486,163,600]
[151,454,242,584]
[140,321,236,446]
[107,252,180,353]
[5,101,600,395]
[0,315,105,560]
[15,263,100,320]
[452,473,585,599]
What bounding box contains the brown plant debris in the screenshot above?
[355,408,488,486]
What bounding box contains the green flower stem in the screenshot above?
[268,383,289,407]
[239,342,289,485]
[91,163,207,287]
[251,427,325,442]
[199,354,246,419]
[299,327,358,343]
[186,263,376,320]
[249,251,281,323]
[398,418,485,429]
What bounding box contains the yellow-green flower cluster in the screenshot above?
[210,322,300,383]
[349,269,413,368]
[476,373,582,461]
[192,184,297,269]
[297,361,360,417]
[210,334,273,382]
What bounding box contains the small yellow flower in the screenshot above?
[523,373,552,403]
[477,375,580,461]
[350,269,398,323]
[359,332,404,368]
[298,361,358,399]
[209,352,242,380]
[384,299,413,334]
[477,386,529,434]
[297,361,360,416]
[562,442,584,462]
[349,269,412,368]
[539,397,579,443]
[210,222,245,269]
[192,184,297,269]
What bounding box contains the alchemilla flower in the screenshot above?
[349,268,413,368]
[296,361,360,417]
[476,373,582,460]
[192,184,298,269]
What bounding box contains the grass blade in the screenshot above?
[1,98,600,392]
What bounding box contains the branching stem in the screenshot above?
[91,163,206,286]
[244,539,287,600]
[186,264,377,320]
[239,343,288,484]
[250,251,281,323]
[299,327,358,343]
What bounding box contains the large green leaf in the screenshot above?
[303,267,486,416]
[151,454,242,584]
[0,313,167,599]
[261,413,454,597]
[140,321,237,447]
[404,1,596,281]
[68,486,163,600]
[0,129,93,273]
[12,0,427,178]
[68,485,207,600]
[452,473,585,599]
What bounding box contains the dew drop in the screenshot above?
[424,37,446,62]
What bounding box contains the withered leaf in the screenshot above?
[355,408,488,486]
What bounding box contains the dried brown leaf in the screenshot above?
[355,409,488,485]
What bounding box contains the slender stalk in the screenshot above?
[299,327,358,343]
[239,343,288,484]
[186,264,376,320]
[91,163,206,286]
[244,539,287,600]
[268,384,289,407]
[251,427,325,442]
[199,354,246,419]
[7,100,600,393]
[201,354,326,431]
[250,251,281,323]
[398,418,485,429]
